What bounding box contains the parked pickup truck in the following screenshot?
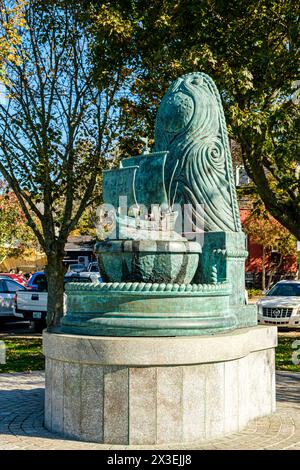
[0,276,26,324]
[13,271,101,331]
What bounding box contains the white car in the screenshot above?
[0,276,26,324]
[257,280,300,328]
[14,272,101,331]
[67,263,86,273]
[87,261,100,275]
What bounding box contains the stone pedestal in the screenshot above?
[43,326,277,445]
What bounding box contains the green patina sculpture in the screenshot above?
[61,72,257,337]
[154,72,241,233]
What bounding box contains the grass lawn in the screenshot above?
[276,336,300,372]
[0,335,299,374]
[0,337,44,373]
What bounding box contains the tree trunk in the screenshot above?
[262,246,266,292]
[267,255,283,290]
[45,253,66,329]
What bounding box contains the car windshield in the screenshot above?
[267,283,300,297]
[68,264,85,272]
[89,264,99,272]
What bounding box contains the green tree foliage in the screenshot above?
[0,181,38,264]
[0,0,27,80]
[88,0,300,236]
[243,208,297,289]
[0,0,131,327]
[70,206,97,237]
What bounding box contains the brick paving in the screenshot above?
[0,371,299,450]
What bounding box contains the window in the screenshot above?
[33,275,48,292]
[33,274,46,285]
[0,280,6,293]
[5,280,25,293]
[267,283,300,297]
[89,264,99,272]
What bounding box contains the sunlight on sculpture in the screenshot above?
[44,73,277,446]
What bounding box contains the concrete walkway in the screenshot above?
[0,371,299,450]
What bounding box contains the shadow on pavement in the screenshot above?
[0,321,41,338]
[276,371,300,403]
[0,387,46,436]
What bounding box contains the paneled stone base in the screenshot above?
[43,326,277,445]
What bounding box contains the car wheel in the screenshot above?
[30,319,46,333]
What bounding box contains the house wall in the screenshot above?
[239,208,297,287]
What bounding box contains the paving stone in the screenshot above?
[0,371,300,449]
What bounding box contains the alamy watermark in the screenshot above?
[292,339,300,366]
[95,198,205,247]
[292,80,300,105]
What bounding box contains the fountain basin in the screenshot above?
[60,281,240,336]
[95,239,201,284]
